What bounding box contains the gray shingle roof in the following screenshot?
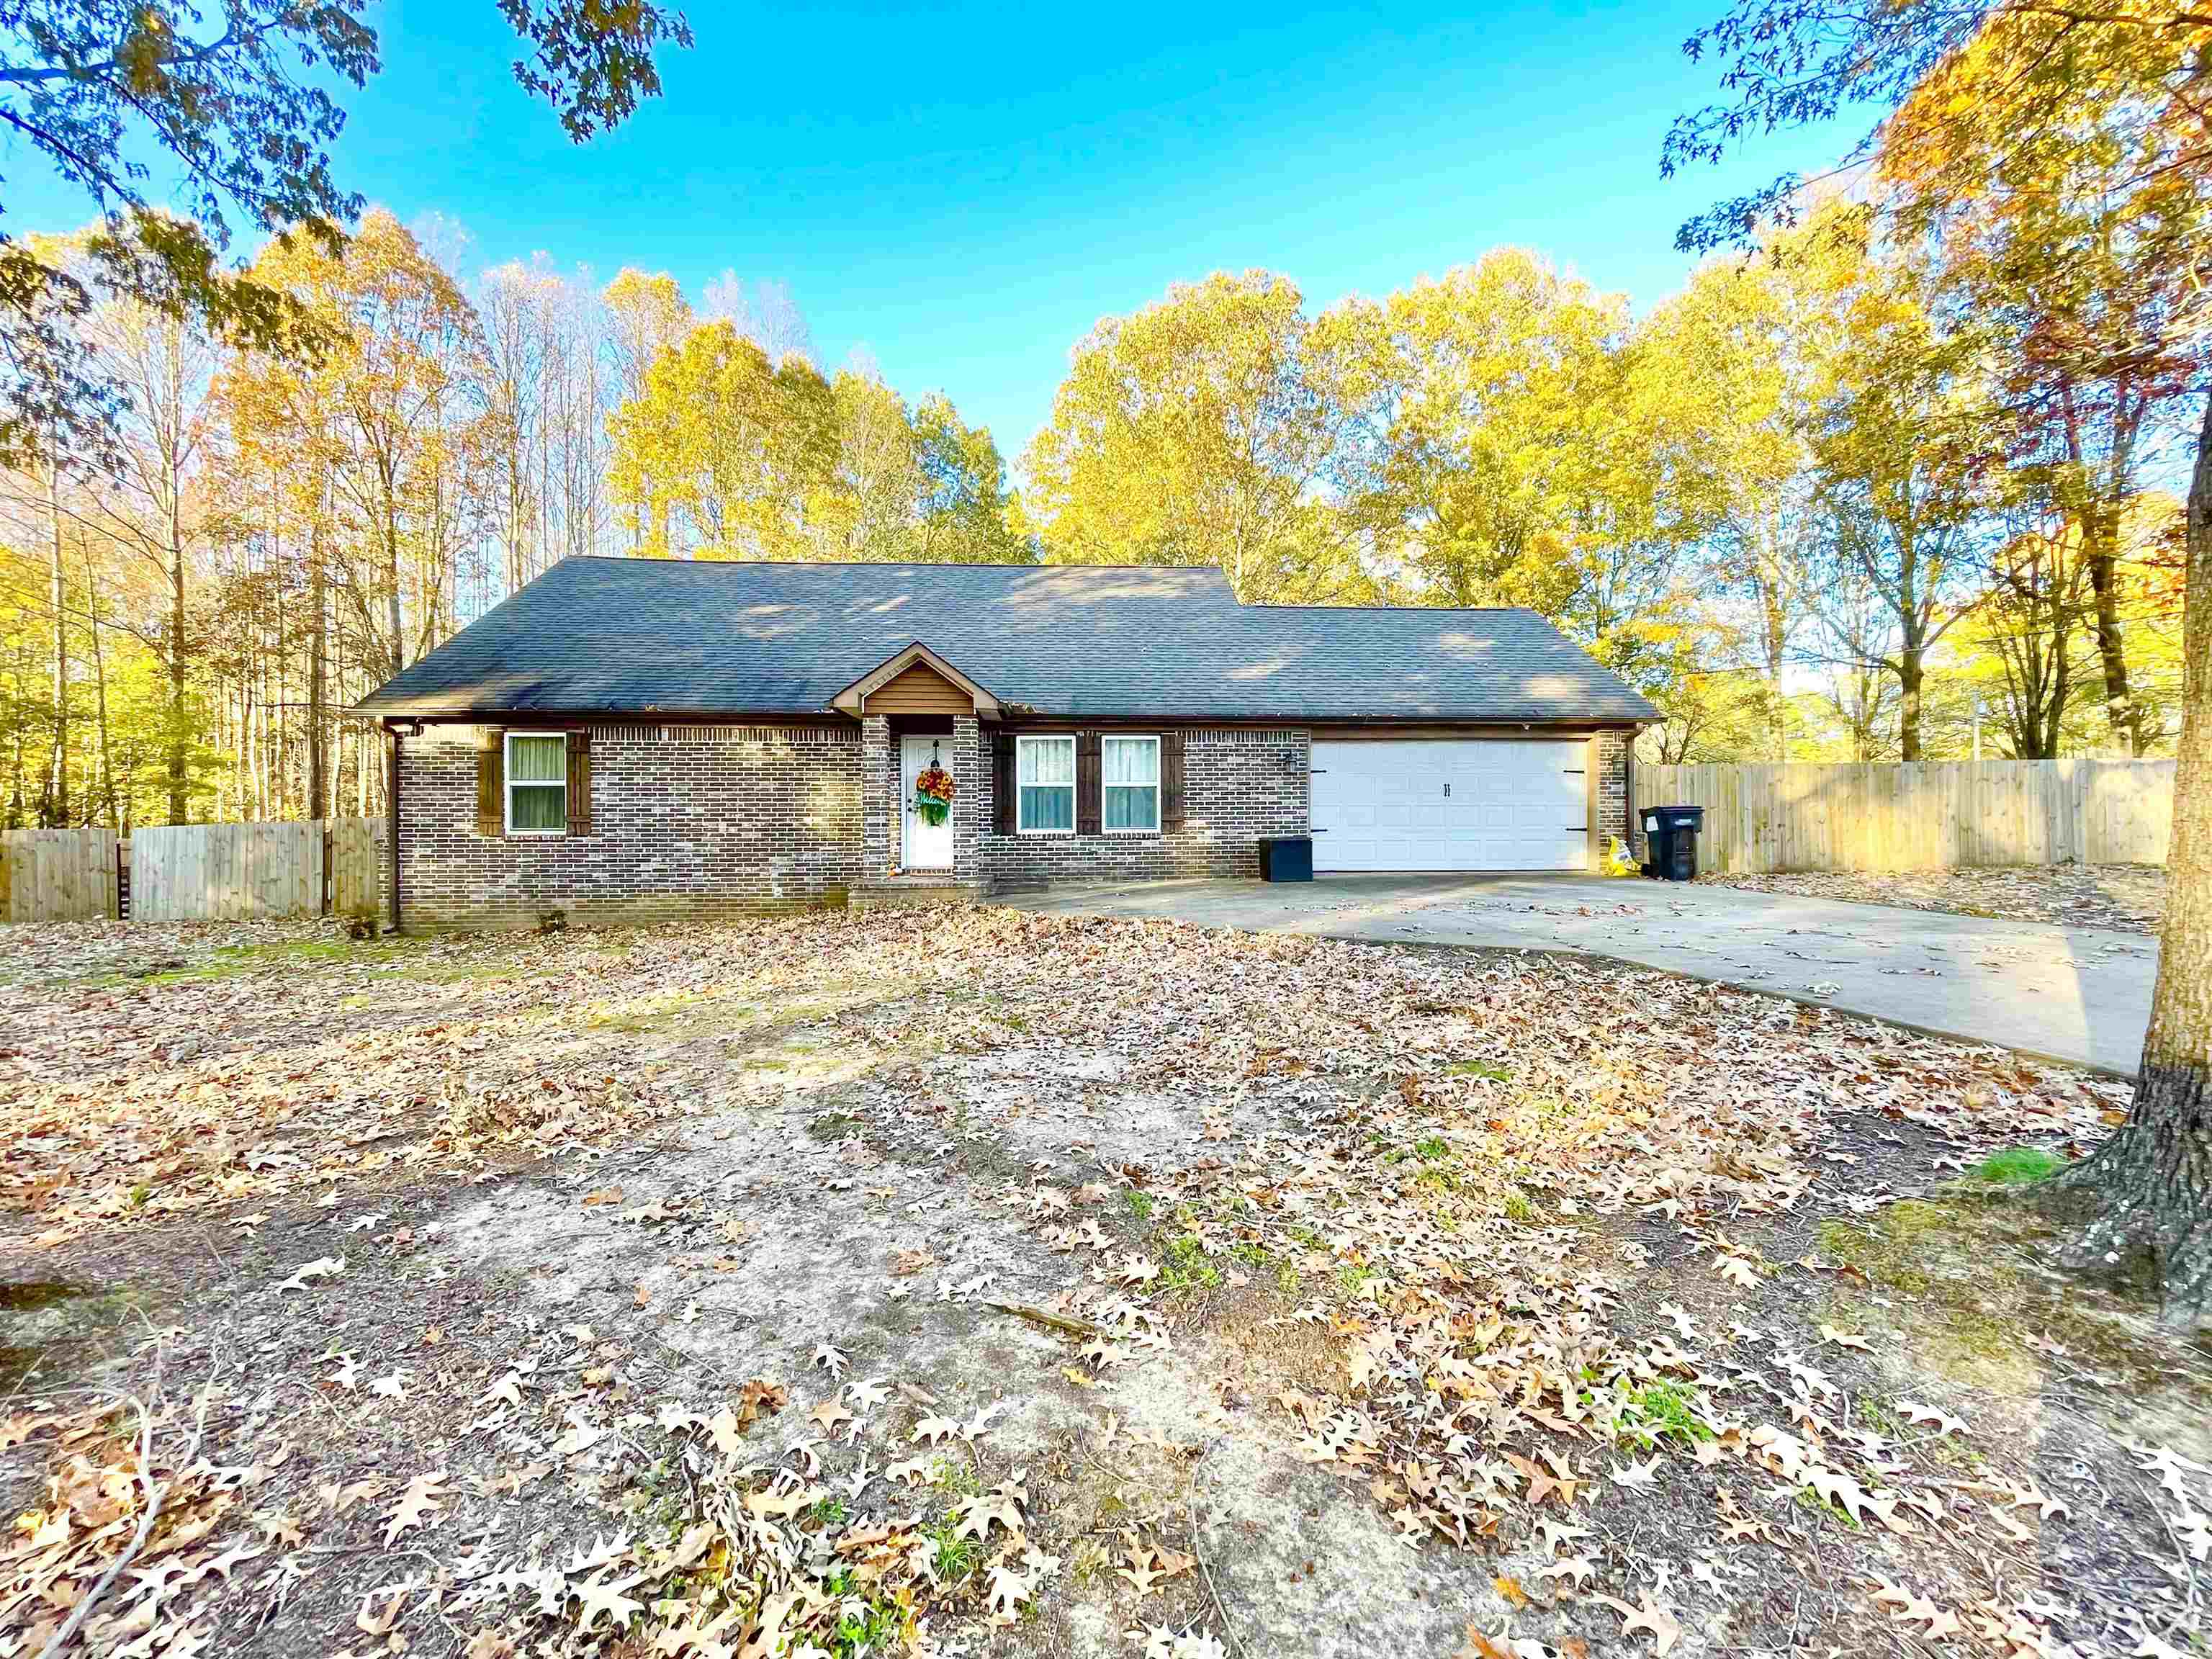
[357,557,1657,724]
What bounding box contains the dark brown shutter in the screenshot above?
[994,729,1017,835]
[475,728,505,837]
[1159,732,1187,831]
[565,728,593,835]
[1076,730,1102,836]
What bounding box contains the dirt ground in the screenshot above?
[0,908,2201,1659]
[1699,864,2166,935]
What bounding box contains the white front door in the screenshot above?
[1310,739,1588,871]
[900,734,956,870]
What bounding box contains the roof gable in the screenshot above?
[832,642,1000,716]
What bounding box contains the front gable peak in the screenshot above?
[831,640,1002,719]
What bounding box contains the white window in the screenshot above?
[505,732,568,834]
[1016,734,1076,835]
[1102,735,1160,834]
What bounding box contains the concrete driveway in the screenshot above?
[1002,873,2157,1076]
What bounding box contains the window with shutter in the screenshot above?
[475,729,505,837]
[565,730,593,835]
[994,730,1017,835]
[1102,735,1159,833]
[505,732,567,833]
[1076,732,1102,835]
[1015,734,1076,835]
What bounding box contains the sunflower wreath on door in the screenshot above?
[912,761,956,825]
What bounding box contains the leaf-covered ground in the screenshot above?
[1699,864,2165,935]
[0,908,2200,1659]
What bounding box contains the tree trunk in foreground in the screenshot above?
[2064,392,2212,1293]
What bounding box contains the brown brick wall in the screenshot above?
[976,728,1310,889]
[396,723,863,930]
[1597,731,1632,855]
[394,718,1635,926]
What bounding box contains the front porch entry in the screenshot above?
[900,733,955,870]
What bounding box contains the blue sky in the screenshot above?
[19,0,1845,462]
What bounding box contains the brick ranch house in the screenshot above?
[358,558,1656,930]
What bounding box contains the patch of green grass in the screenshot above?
[1817,1195,2174,1399]
[92,938,351,987]
[1857,1396,1905,1438]
[1285,1223,1326,1252]
[90,935,530,991]
[1159,1234,1222,1295]
[923,1519,978,1581]
[1276,1261,1301,1294]
[584,989,716,1033]
[823,1582,909,1659]
[1501,1188,1538,1224]
[1796,1485,1863,1528]
[1820,1211,1936,1297]
[925,1457,980,1498]
[806,1112,860,1141]
[1382,1136,1458,1176]
[1124,1190,1156,1220]
[1967,1146,2066,1187]
[1444,1059,1512,1081]
[808,1496,850,1530]
[1614,1379,1714,1449]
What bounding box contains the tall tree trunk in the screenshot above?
[43,457,68,827]
[309,508,328,819]
[1897,646,1924,762]
[385,497,406,677]
[2065,392,2212,1291]
[1761,580,1788,763]
[166,478,188,824]
[2082,510,2144,755]
[84,553,118,830]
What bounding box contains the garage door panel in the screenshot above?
[1312,739,1586,872]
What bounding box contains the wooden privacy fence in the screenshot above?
[1635,759,2175,875]
[0,818,384,924]
[0,827,121,922]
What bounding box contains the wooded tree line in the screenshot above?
[0,213,1031,830]
[1020,208,2190,770]
[0,2,2199,829]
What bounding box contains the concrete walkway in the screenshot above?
[1002,873,2157,1076]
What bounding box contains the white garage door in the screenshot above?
[1310,739,1588,871]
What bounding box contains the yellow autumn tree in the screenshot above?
[1022,271,1365,603]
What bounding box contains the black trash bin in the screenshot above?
[1640,806,1705,881]
[1257,835,1313,882]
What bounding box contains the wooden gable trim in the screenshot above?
[831,641,1002,718]
[866,660,975,716]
